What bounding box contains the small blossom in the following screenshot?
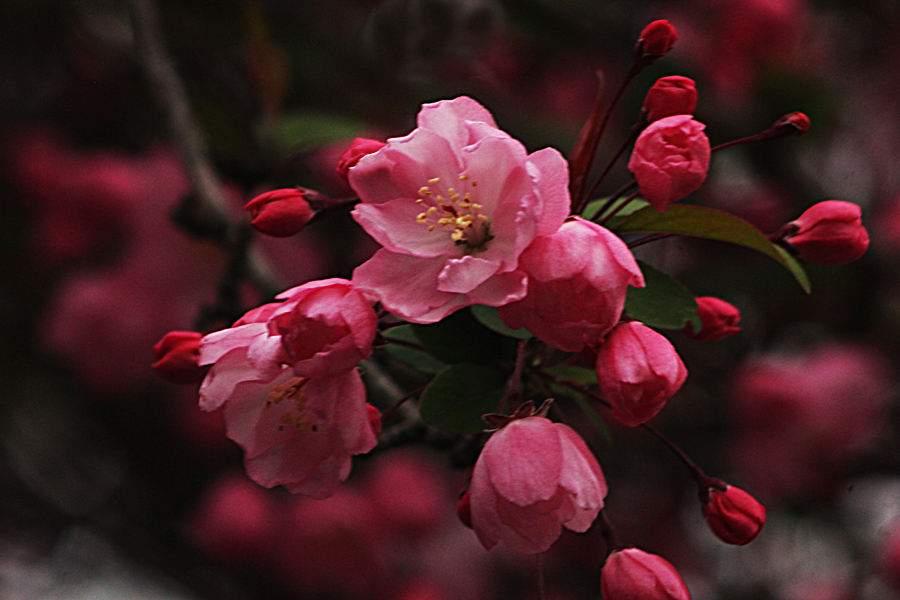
[336,138,386,181]
[595,322,687,427]
[469,416,607,554]
[153,330,208,384]
[269,278,378,379]
[636,20,678,63]
[498,217,644,352]
[702,484,766,545]
[349,96,570,324]
[782,200,869,266]
[628,114,710,212]
[245,188,315,237]
[601,548,691,600]
[642,76,698,123]
[686,297,741,343]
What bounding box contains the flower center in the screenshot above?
[415,175,494,254]
[266,376,317,432]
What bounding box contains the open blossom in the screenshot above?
[470,416,607,554]
[595,322,687,426]
[198,295,378,498]
[348,96,570,323]
[498,217,644,352]
[628,114,710,212]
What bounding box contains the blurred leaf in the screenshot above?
[274,110,365,152]
[412,308,517,365]
[382,325,447,375]
[616,205,811,293]
[470,305,532,340]
[541,365,610,442]
[419,364,507,433]
[543,364,597,385]
[625,261,700,331]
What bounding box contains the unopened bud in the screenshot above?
[366,403,382,437]
[642,76,697,123]
[601,547,691,600]
[152,331,207,384]
[772,111,810,137]
[636,20,678,65]
[456,490,473,529]
[244,188,315,237]
[782,200,869,266]
[702,485,766,546]
[336,138,386,181]
[686,297,741,343]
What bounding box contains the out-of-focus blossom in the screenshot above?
[595,322,687,427]
[336,138,386,181]
[244,188,315,237]
[729,343,893,502]
[637,20,678,62]
[349,96,570,323]
[781,200,869,266]
[470,415,607,554]
[268,278,377,378]
[627,115,710,212]
[600,547,691,600]
[685,297,741,343]
[772,111,811,136]
[152,331,207,384]
[702,484,766,545]
[498,217,644,352]
[642,76,698,123]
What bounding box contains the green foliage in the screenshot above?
[272,110,365,152]
[418,364,508,433]
[412,308,517,366]
[625,261,701,331]
[470,305,533,340]
[382,325,447,375]
[616,204,811,293]
[582,197,649,222]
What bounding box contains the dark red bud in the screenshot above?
[152,331,208,384]
[456,490,473,529]
[702,485,766,545]
[772,111,810,137]
[686,297,741,343]
[636,20,678,64]
[244,189,315,237]
[784,200,869,266]
[642,76,698,123]
[336,138,386,181]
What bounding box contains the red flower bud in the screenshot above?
[784,200,869,266]
[336,138,386,181]
[366,403,382,437]
[772,111,810,137]
[702,485,766,546]
[456,490,473,529]
[636,20,678,64]
[244,188,315,237]
[685,297,741,343]
[152,331,207,384]
[642,76,698,123]
[601,548,691,600]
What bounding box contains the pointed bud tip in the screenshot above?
[244,188,315,237]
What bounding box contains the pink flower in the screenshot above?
[627,114,710,213]
[336,138,386,181]
[269,278,377,379]
[498,217,644,352]
[642,76,698,123]
[702,484,766,545]
[469,416,607,554]
[782,200,869,266]
[685,296,741,343]
[198,299,378,498]
[600,548,691,600]
[595,322,687,427]
[349,96,570,323]
[244,188,315,237]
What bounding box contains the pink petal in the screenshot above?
[416,96,499,148]
[352,200,457,257]
[437,256,501,294]
[483,418,563,505]
[526,147,571,237]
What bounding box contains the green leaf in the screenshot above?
[543,364,598,385]
[412,308,517,365]
[470,305,533,340]
[625,261,700,330]
[419,364,507,433]
[273,110,365,152]
[616,205,811,293]
[382,325,447,375]
[582,197,649,222]
[540,365,610,442]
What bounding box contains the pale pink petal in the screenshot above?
[483,418,563,505]
[416,96,499,148]
[199,348,268,411]
[556,424,607,530]
[199,323,269,366]
[470,452,502,550]
[494,491,566,554]
[352,200,457,257]
[457,136,528,215]
[526,147,571,237]
[436,256,501,294]
[464,269,529,308]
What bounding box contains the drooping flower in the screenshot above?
[702,484,766,545]
[498,217,644,352]
[642,76,698,123]
[627,114,710,212]
[348,96,570,324]
[685,296,741,343]
[601,547,691,600]
[469,415,607,554]
[781,200,869,266]
[595,321,687,426]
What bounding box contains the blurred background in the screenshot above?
[2,0,900,598]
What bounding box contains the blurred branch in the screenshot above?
[128,0,281,307]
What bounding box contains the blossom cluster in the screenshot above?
[152,18,871,598]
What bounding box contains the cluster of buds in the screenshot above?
[152,17,869,598]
